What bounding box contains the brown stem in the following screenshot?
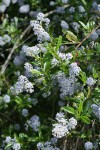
[76,24,100,49]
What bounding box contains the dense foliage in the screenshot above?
[0,0,100,149]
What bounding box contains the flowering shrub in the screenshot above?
[0,0,100,149]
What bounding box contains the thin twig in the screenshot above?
[74,125,85,150]
[44,4,70,17]
[1,25,31,74]
[0,112,13,122]
[63,139,67,150]
[76,24,100,49]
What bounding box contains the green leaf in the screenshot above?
[28,137,39,142]
[78,101,83,116]
[19,133,28,139]
[81,0,87,6]
[92,67,98,78]
[66,31,78,43]
[55,36,62,51]
[61,106,75,115]
[31,69,42,75]
[80,115,91,124]
[79,21,87,30]
[80,71,87,84]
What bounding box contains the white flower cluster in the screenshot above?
[86,77,96,86]
[19,4,30,14]
[62,0,68,4]
[27,97,38,106]
[52,112,77,138]
[30,12,50,42]
[56,6,65,14]
[51,58,59,67]
[3,94,10,103]
[61,20,69,30]
[49,1,55,6]
[10,75,34,95]
[69,6,75,14]
[69,62,81,76]
[92,1,100,12]
[13,50,26,66]
[37,138,59,150]
[71,22,80,33]
[0,0,17,13]
[84,141,93,150]
[89,31,99,41]
[24,62,33,73]
[22,109,29,117]
[24,62,33,78]
[4,136,21,150]
[59,52,73,61]
[78,5,85,13]
[51,52,73,67]
[56,71,80,100]
[14,123,20,131]
[91,104,100,119]
[22,45,40,57]
[25,115,40,132]
[0,34,11,46]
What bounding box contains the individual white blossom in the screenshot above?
[3,95,10,103]
[19,4,30,13]
[86,77,95,86]
[84,142,93,150]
